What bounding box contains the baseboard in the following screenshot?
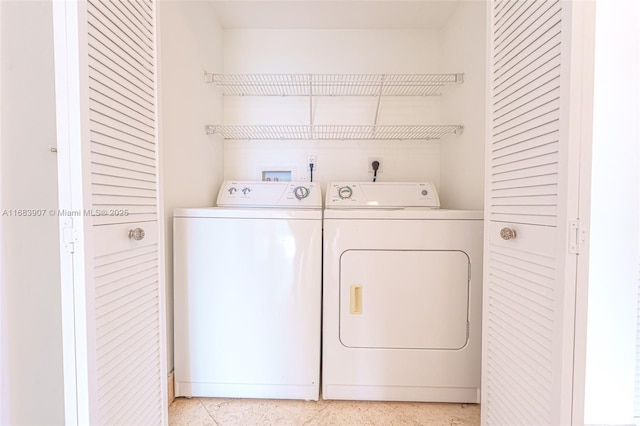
[168,371,175,406]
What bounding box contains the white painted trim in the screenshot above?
[152,0,170,423]
[0,1,6,422]
[51,1,92,424]
[480,0,492,422]
[571,1,597,424]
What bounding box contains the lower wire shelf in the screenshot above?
[205,124,464,140]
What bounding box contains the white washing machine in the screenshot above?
[173,181,322,401]
[322,182,483,403]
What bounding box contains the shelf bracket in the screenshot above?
[204,70,214,84]
[454,126,464,135]
[309,74,314,126]
[373,74,386,126]
[205,125,216,135]
[455,73,465,83]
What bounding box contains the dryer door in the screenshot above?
[339,250,469,350]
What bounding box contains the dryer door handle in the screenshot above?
[350,285,363,314]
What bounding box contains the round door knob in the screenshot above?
[128,228,145,241]
[500,227,516,241]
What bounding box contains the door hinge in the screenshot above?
[569,219,586,254]
[63,226,79,253]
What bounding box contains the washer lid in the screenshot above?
[174,207,322,220]
[326,182,440,209]
[216,181,322,209]
[323,208,482,220]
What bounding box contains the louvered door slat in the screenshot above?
[92,163,155,184]
[88,46,153,103]
[135,0,153,18]
[89,0,153,56]
[486,331,552,397]
[494,1,546,53]
[493,138,558,165]
[492,183,558,198]
[98,320,158,385]
[495,7,561,71]
[494,35,560,94]
[92,173,155,191]
[88,62,154,110]
[91,74,155,119]
[95,262,157,299]
[88,34,153,90]
[91,142,155,168]
[91,123,154,154]
[492,150,558,174]
[89,15,153,75]
[92,131,155,159]
[493,104,559,139]
[93,183,156,199]
[90,87,155,129]
[494,52,560,109]
[494,86,559,130]
[92,150,156,174]
[494,20,561,82]
[484,1,582,422]
[495,1,559,58]
[81,0,165,423]
[494,0,526,33]
[101,354,160,424]
[95,0,153,43]
[90,110,154,144]
[115,0,154,34]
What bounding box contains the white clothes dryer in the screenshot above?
[322,182,483,403]
[174,181,322,400]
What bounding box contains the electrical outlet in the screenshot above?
[307,155,317,171]
[368,157,383,173]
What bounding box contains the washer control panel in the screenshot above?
[217,181,321,208]
[326,182,440,209]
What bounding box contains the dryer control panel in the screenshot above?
[326,182,440,209]
[217,181,322,208]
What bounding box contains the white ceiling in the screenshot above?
[206,1,461,29]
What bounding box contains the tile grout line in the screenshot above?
[198,397,221,426]
[300,399,334,425]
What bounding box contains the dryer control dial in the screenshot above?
[293,186,310,200]
[338,186,353,200]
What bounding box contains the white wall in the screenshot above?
[441,1,486,210]
[158,0,224,373]
[583,0,640,423]
[0,0,65,424]
[221,29,446,191]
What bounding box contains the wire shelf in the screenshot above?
[207,73,463,97]
[205,124,463,140]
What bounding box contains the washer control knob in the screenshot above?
[228,187,237,194]
[421,190,428,196]
[338,186,353,200]
[294,186,310,200]
[241,187,252,195]
[500,227,517,241]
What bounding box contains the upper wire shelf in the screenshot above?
[206,73,464,97]
[205,124,463,141]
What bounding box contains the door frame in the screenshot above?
[52,0,94,423]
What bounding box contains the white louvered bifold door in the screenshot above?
[53,0,166,424]
[483,1,590,424]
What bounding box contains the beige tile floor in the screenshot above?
[169,397,480,426]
